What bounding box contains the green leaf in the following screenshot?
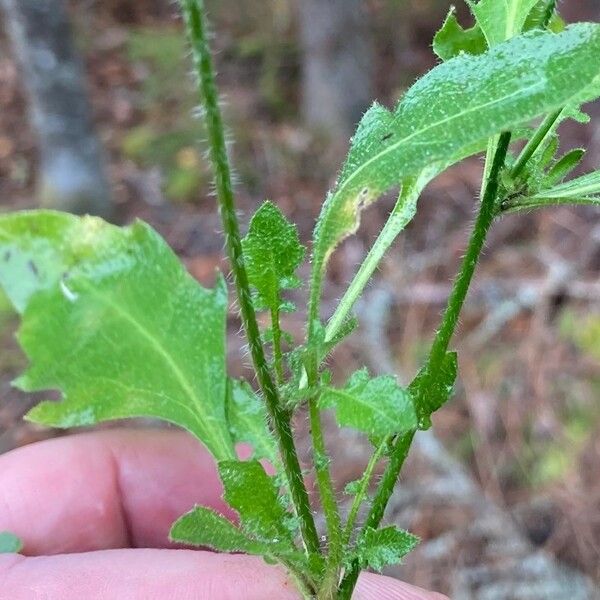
[319,368,417,437]
[524,0,564,33]
[544,149,586,187]
[170,506,277,554]
[225,378,278,465]
[242,201,305,312]
[218,460,294,545]
[351,526,419,571]
[468,0,539,46]
[0,532,22,554]
[311,25,600,295]
[0,211,235,461]
[409,352,458,430]
[433,7,486,61]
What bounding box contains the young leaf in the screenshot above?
[311,25,600,306]
[468,0,539,46]
[544,149,585,187]
[0,211,235,461]
[242,201,305,312]
[433,7,486,61]
[0,532,22,554]
[226,378,278,465]
[351,526,419,572]
[219,460,294,545]
[319,369,417,437]
[170,506,279,555]
[409,352,458,430]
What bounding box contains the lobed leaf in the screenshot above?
[351,526,419,572]
[218,460,295,546]
[242,201,305,312]
[0,532,22,554]
[319,368,417,437]
[311,25,600,298]
[433,7,486,61]
[409,352,458,430]
[226,378,278,465]
[468,0,539,46]
[0,211,235,461]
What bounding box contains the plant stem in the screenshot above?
[271,305,284,385]
[337,430,415,600]
[179,0,320,557]
[511,109,562,179]
[342,437,389,546]
[308,391,343,597]
[338,131,512,599]
[325,170,435,344]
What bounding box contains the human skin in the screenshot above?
[0,429,447,600]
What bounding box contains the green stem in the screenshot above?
[337,430,415,600]
[338,132,512,599]
[511,109,562,179]
[325,170,435,344]
[342,438,389,546]
[308,392,343,596]
[271,305,284,385]
[179,0,320,557]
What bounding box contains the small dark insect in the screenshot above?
[381,132,393,142]
[27,259,39,277]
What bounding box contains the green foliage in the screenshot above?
[320,369,417,437]
[0,211,235,460]
[0,532,22,554]
[409,352,458,430]
[310,24,600,312]
[242,201,305,312]
[2,3,600,599]
[350,526,419,571]
[225,379,278,464]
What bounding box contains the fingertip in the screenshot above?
[354,571,448,600]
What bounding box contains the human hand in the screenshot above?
[0,429,447,599]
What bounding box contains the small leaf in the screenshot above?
[352,526,419,571]
[320,368,417,437]
[0,211,235,461]
[0,532,22,554]
[242,201,305,312]
[544,149,585,187]
[409,352,458,430]
[468,0,539,46]
[225,379,278,465]
[219,460,294,546]
[433,7,486,61]
[170,506,276,554]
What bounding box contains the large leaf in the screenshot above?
[0,532,22,554]
[468,0,539,46]
[0,211,235,461]
[311,24,600,294]
[351,526,419,572]
[218,460,295,545]
[242,201,305,312]
[319,369,417,437]
[226,378,278,465]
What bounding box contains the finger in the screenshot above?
[0,549,447,600]
[355,571,448,600]
[0,428,235,555]
[0,549,300,600]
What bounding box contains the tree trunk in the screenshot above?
[0,0,112,217]
[297,0,375,137]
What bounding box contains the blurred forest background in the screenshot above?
[0,1,599,597]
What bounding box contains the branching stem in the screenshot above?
[179,0,320,557]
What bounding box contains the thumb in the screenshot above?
[355,571,448,600]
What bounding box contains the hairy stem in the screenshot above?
[511,109,562,179]
[179,0,320,557]
[342,437,389,546]
[271,305,284,385]
[325,170,436,344]
[339,132,512,599]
